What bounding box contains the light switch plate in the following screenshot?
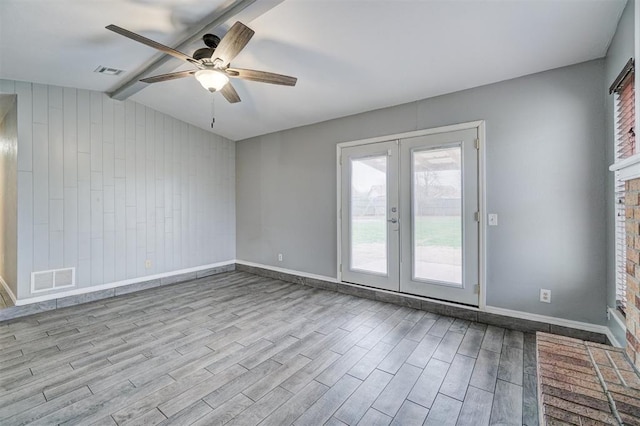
[488,214,498,226]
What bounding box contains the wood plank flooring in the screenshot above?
[0,271,539,425]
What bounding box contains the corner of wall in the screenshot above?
[0,93,18,298]
[607,306,627,347]
[604,0,636,336]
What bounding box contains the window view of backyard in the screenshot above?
[349,147,462,284]
[413,147,462,285]
[350,155,388,274]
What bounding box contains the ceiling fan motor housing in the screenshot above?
[193,47,215,61]
[203,33,221,48]
[193,33,222,61]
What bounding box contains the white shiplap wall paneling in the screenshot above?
[145,108,155,275]
[103,96,115,284]
[1,80,235,299]
[62,88,78,275]
[17,171,33,292]
[49,87,64,272]
[63,186,78,268]
[16,82,32,172]
[76,89,91,289]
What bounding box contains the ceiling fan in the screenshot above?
[106,21,297,104]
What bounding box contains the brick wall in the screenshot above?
[626,178,640,367]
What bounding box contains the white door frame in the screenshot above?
[336,120,487,310]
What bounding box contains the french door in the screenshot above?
[340,127,479,305]
[340,141,400,291]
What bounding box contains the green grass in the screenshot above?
[352,216,461,248]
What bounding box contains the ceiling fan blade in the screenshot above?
[226,68,297,86]
[140,70,196,84]
[211,22,255,67]
[106,24,196,64]
[220,83,241,103]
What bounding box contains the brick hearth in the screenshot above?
[537,332,640,425]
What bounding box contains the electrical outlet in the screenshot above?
[278,253,283,262]
[540,289,551,303]
[145,259,152,269]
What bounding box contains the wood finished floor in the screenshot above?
[0,271,538,425]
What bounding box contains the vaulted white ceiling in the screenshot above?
[0,0,627,141]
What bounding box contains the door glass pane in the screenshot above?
[350,155,387,275]
[413,146,462,285]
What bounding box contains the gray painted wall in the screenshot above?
[0,80,236,300]
[605,0,635,345]
[237,60,607,325]
[0,95,18,297]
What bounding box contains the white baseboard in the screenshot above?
[236,259,615,343]
[235,260,338,284]
[607,329,623,348]
[0,275,17,305]
[235,260,480,311]
[14,260,235,306]
[485,305,619,346]
[236,260,479,310]
[607,306,626,348]
[13,258,622,346]
[608,306,626,330]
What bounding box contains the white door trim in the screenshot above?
[478,121,487,310]
[337,121,485,148]
[336,120,487,309]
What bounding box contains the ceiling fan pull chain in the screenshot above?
[211,94,216,128]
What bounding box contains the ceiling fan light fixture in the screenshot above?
[195,69,229,92]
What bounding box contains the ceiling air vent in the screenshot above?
[31,267,76,293]
[94,66,124,76]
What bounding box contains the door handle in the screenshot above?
[388,218,398,224]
